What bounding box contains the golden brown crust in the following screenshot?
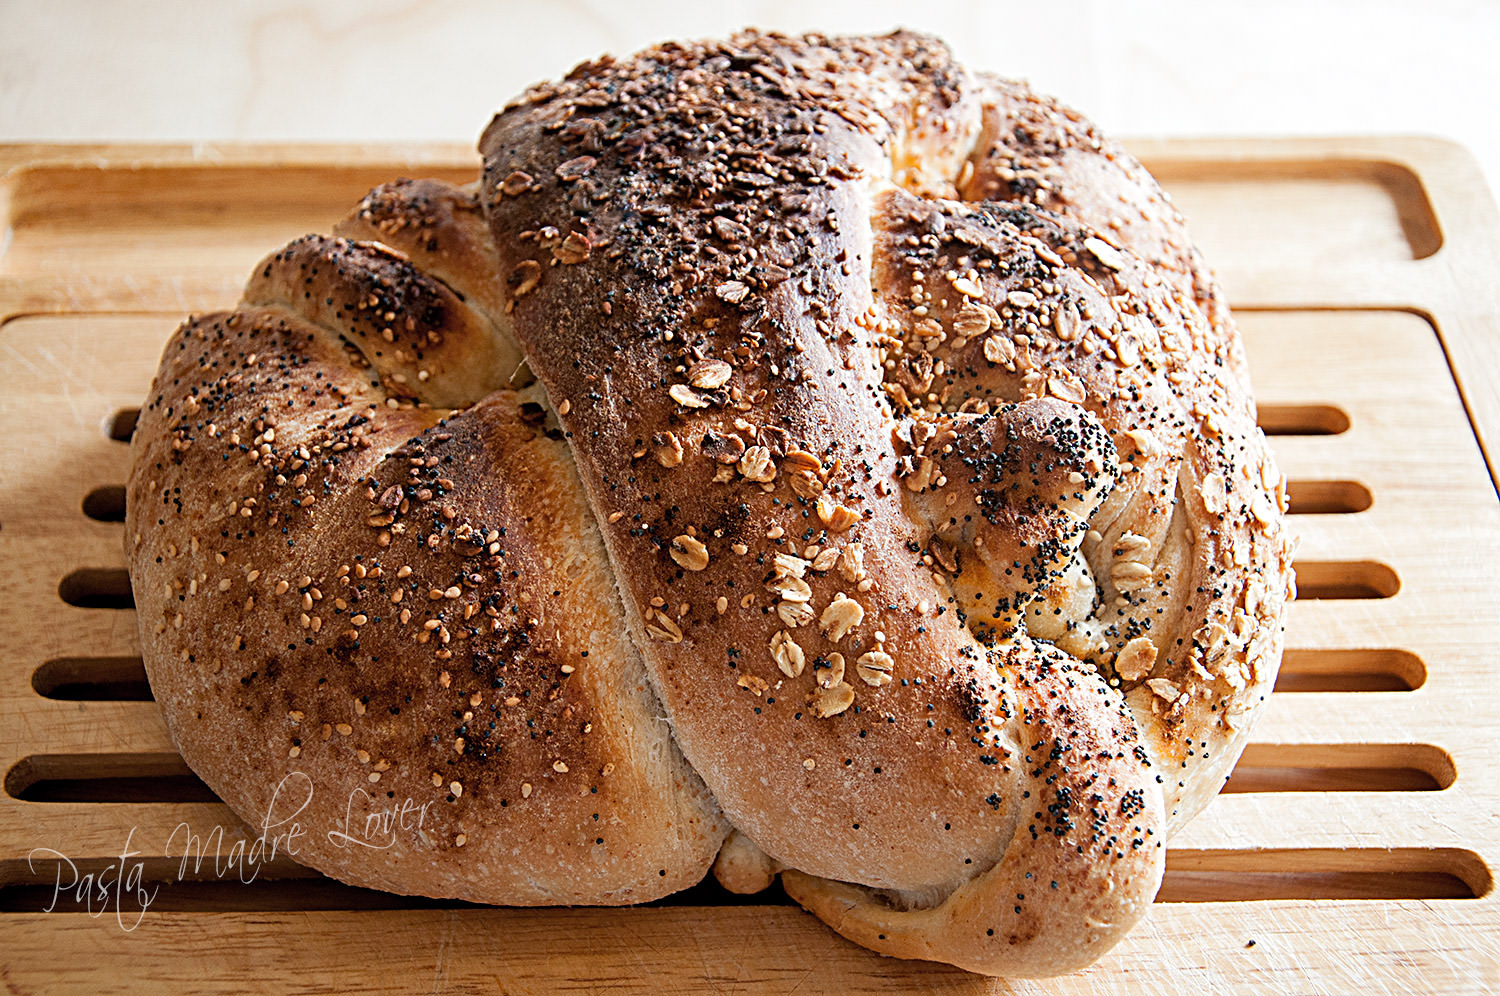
[861,181,1294,828]
[960,74,1240,372]
[128,196,726,905]
[783,642,1166,977]
[333,177,532,388]
[476,28,1288,973]
[130,29,1291,977]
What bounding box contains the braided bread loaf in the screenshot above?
[128,30,1294,977]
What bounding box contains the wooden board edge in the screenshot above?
[1105,135,1500,496]
[1399,141,1500,501]
[0,141,479,174]
[1,902,1497,996]
[3,137,1500,992]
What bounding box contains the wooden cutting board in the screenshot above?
[2,138,1498,994]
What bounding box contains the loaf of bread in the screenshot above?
[127,30,1294,976]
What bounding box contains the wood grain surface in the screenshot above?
[1,138,1498,994]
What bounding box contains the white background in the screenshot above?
[3,0,1497,199]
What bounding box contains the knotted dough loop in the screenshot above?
[129,30,1293,977]
[129,183,728,906]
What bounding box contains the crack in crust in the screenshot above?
[128,29,1293,978]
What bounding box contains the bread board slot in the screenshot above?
[1291,560,1400,600]
[56,569,132,610]
[1159,847,1491,902]
[0,872,485,915]
[1274,648,1425,692]
[104,408,138,443]
[8,771,216,805]
[3,754,203,804]
[1222,742,1455,793]
[0,164,479,285]
[1256,403,1350,436]
[1231,743,1455,786]
[1221,765,1441,794]
[1148,157,1443,263]
[31,657,151,701]
[0,863,796,914]
[1157,869,1474,903]
[0,855,324,904]
[28,648,1429,702]
[5,735,1454,809]
[55,560,1407,612]
[62,475,1391,530]
[1284,480,1372,515]
[81,486,126,523]
[0,163,442,230]
[103,398,1341,443]
[3,849,1484,915]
